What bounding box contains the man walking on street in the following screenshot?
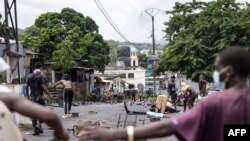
[27,62,52,136]
[168,75,177,103]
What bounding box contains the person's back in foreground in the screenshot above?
[81,46,250,141]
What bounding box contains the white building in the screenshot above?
[96,45,146,92]
[140,49,163,57]
[130,50,138,67]
[106,67,145,87]
[96,67,146,92]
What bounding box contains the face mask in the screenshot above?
[247,77,250,86]
[213,71,225,89]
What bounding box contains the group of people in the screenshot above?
[1,46,250,141]
[128,87,144,102]
[0,59,69,140]
[26,62,74,135]
[166,75,199,112]
[78,46,250,141]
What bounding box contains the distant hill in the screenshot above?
[106,40,168,50]
[18,28,24,34]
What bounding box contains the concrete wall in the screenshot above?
[127,71,145,88]
[0,43,26,83]
[103,68,146,89]
[12,43,26,81]
[6,84,31,124]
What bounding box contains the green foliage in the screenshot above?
[20,8,110,72]
[117,46,130,57]
[52,39,77,72]
[74,91,91,102]
[106,40,118,66]
[138,52,148,68]
[0,13,15,39]
[160,0,250,81]
[117,46,131,67]
[0,72,5,83]
[74,91,84,102]
[84,91,92,102]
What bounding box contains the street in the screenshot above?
[23,93,181,141]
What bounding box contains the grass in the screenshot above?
[18,123,33,132]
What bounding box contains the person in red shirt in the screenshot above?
[80,46,250,141]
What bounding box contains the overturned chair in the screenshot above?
[117,102,146,128]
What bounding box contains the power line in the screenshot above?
[94,0,132,43]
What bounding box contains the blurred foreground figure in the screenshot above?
[81,46,250,141]
[0,58,68,141]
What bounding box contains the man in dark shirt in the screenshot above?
[81,46,250,141]
[168,75,177,103]
[131,88,136,102]
[27,62,52,136]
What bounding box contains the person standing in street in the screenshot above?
[53,73,73,118]
[27,62,52,136]
[80,46,250,141]
[168,75,177,103]
[91,86,98,103]
[180,82,198,109]
[198,74,207,98]
[139,88,144,101]
[131,88,136,102]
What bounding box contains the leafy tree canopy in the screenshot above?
[159,0,250,81]
[117,46,131,57]
[106,40,118,66]
[0,13,15,40]
[117,46,131,67]
[21,8,110,72]
[138,52,148,68]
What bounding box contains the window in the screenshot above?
[128,73,134,78]
[120,73,126,78]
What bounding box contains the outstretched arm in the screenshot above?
[53,80,62,87]
[0,94,69,141]
[81,119,174,141]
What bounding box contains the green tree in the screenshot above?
[117,46,131,67]
[138,52,148,68]
[106,40,118,66]
[117,46,130,57]
[20,8,110,72]
[0,13,15,40]
[159,0,250,81]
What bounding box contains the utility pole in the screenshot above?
[3,0,20,84]
[142,8,163,96]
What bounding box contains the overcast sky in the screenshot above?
[0,0,248,43]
